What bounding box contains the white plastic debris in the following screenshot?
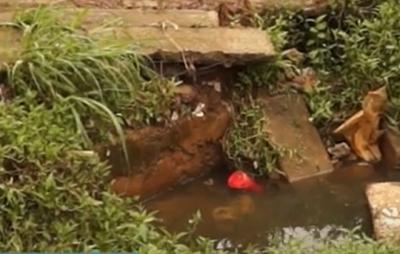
[327,142,351,159]
[192,103,206,118]
[203,178,214,186]
[171,111,179,121]
[215,238,233,251]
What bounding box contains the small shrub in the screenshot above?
[223,96,279,175]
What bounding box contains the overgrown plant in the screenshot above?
[0,97,217,252]
[299,0,400,126]
[4,7,176,158]
[238,11,298,93]
[223,95,280,176]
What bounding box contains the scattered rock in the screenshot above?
[366,182,400,243]
[260,93,333,182]
[334,86,387,162]
[380,125,400,170]
[327,142,351,160]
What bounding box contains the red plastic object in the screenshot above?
[227,170,262,193]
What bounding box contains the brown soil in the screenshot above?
[110,86,232,198]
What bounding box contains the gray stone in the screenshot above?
[0,0,329,14]
[0,14,274,66]
[0,0,70,9]
[366,182,400,243]
[0,9,219,28]
[106,0,329,14]
[99,26,275,65]
[260,93,333,182]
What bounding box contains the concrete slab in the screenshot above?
[0,9,219,28]
[0,0,70,9]
[80,0,329,14]
[366,182,400,243]
[261,93,333,182]
[0,0,329,14]
[99,26,275,64]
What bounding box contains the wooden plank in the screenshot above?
[261,93,333,182]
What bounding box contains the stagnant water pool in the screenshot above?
[145,163,400,245]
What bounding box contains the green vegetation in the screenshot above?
[223,11,298,176]
[263,231,400,254]
[254,0,400,129]
[1,2,400,252]
[0,7,212,252]
[223,96,280,175]
[5,8,175,158]
[228,0,400,174]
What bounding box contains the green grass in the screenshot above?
[223,94,280,176]
[292,0,400,128]
[1,3,400,253]
[3,7,176,163]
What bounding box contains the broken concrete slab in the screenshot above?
[76,0,329,14]
[81,9,219,28]
[366,182,400,243]
[380,125,400,170]
[0,9,219,28]
[0,0,329,15]
[99,27,275,65]
[0,0,70,9]
[260,93,333,182]
[0,19,275,66]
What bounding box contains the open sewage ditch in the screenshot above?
[99,63,400,249]
[2,0,400,251]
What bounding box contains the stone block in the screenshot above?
[261,93,333,182]
[366,182,400,243]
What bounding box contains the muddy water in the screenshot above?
[145,163,400,244]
